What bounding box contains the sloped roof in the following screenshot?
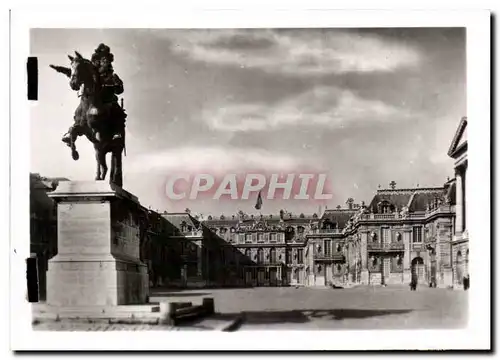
[202,213,320,226]
[448,116,468,158]
[409,189,446,212]
[367,187,447,213]
[368,190,414,213]
[162,213,201,230]
[321,209,357,229]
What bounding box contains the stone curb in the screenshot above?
[218,316,244,332]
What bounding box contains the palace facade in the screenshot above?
[31,117,469,291]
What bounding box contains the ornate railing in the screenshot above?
[426,205,453,216]
[308,228,343,235]
[314,253,345,261]
[367,242,405,251]
[182,230,204,237]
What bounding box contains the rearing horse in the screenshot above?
[64,51,125,187]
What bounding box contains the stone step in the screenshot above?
[32,303,165,322]
[34,303,161,313]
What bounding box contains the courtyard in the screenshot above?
[150,285,468,330]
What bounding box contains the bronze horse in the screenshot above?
[52,51,125,187]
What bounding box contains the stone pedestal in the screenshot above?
[46,181,149,307]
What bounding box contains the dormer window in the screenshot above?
[378,200,395,214]
[180,221,187,233]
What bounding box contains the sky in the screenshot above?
[30,28,466,216]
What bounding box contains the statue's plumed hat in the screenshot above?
[91,43,114,63]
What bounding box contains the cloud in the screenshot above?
[202,86,414,132]
[162,29,421,76]
[127,146,319,174]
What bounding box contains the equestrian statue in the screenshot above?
[50,43,127,187]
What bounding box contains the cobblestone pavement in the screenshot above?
[150,285,468,330]
[33,285,467,331]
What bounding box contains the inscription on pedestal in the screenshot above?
[58,202,110,254]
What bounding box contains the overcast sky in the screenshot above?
[30,28,465,216]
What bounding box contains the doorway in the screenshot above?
[411,257,425,285]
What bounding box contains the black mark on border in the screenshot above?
[26,256,39,302]
[27,57,38,101]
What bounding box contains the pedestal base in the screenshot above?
[47,254,148,307]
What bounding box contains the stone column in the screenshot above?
[403,227,412,284]
[360,231,369,284]
[455,168,464,234]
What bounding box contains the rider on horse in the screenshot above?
[59,43,127,145]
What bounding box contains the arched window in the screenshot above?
[257,248,265,264]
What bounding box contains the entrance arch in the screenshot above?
[411,257,425,284]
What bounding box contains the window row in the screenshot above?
[242,248,304,264]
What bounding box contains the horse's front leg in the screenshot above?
[95,147,102,181]
[69,128,79,161]
[99,149,108,181]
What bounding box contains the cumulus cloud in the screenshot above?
[127,146,319,174]
[202,86,414,132]
[162,29,421,75]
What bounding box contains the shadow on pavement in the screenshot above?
[206,308,413,327]
[150,292,212,297]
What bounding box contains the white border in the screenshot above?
[9,7,491,351]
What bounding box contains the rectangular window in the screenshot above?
[382,227,390,246]
[297,249,304,264]
[245,233,252,243]
[270,233,277,242]
[257,233,264,243]
[413,226,422,243]
[324,240,332,256]
[286,249,292,264]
